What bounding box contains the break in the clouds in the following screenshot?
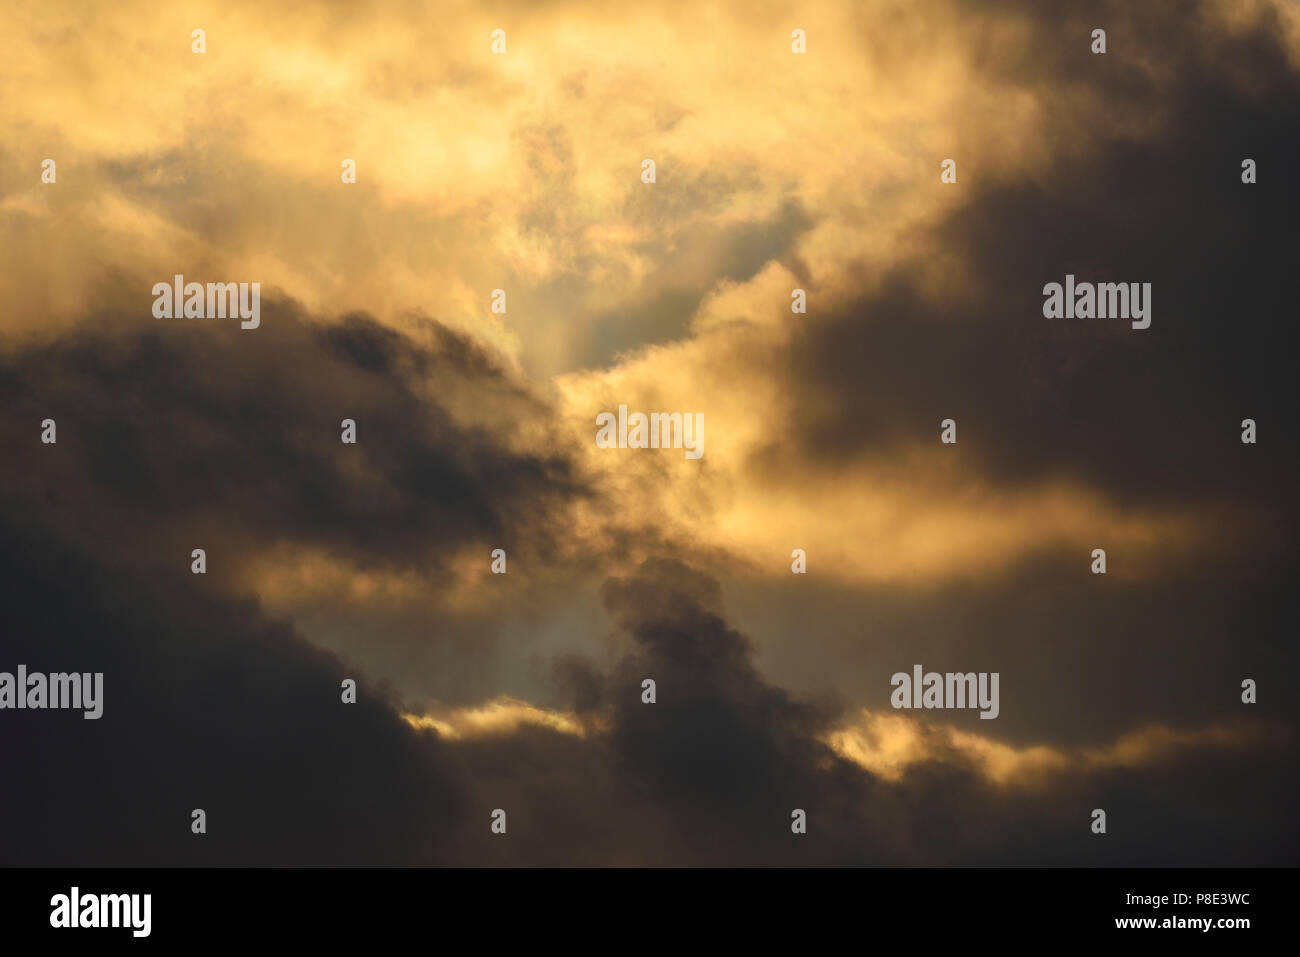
[1,0,1298,865]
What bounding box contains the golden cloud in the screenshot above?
[825,709,1288,788]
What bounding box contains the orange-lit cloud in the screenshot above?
[825,709,1288,788]
[403,697,595,740]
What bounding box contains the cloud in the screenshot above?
[0,296,611,709]
[2,0,1297,867]
[404,698,594,740]
[549,0,1300,590]
[0,301,588,578]
[1,498,1294,864]
[0,503,467,865]
[826,709,1288,788]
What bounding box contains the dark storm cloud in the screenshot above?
[0,516,881,865]
[2,0,1296,870]
[0,298,589,581]
[727,548,1300,751]
[699,0,1300,802]
[1,504,1292,865]
[774,0,1299,515]
[0,504,466,865]
[0,295,607,715]
[461,558,1298,865]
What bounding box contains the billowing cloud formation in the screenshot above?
[1,304,584,571]
[556,0,1300,588]
[827,710,1287,787]
[2,540,1293,865]
[0,301,608,710]
[1,0,1297,866]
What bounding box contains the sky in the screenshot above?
[1,0,1297,865]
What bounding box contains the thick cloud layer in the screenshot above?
[1,0,1297,866]
[0,303,586,577]
[777,0,1300,515]
[2,532,1292,865]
